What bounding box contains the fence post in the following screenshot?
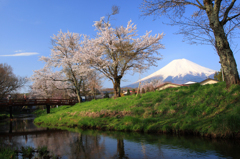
[10,106,13,119]
[46,105,50,114]
[9,99,13,119]
[46,98,50,114]
[9,120,12,133]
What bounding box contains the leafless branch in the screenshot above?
[221,0,237,25]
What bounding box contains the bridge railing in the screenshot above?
[0,99,78,107]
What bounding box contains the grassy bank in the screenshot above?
[34,82,240,138]
[0,110,27,120]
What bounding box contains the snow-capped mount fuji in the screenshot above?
[125,58,217,88]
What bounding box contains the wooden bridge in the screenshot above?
[0,98,79,118]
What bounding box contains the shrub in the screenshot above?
[141,88,145,94]
[21,146,34,158]
[127,89,130,95]
[37,146,49,157]
[132,89,136,94]
[104,92,109,98]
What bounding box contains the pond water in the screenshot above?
[0,115,240,159]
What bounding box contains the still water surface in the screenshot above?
[0,115,240,159]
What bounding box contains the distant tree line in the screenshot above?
[0,63,27,100]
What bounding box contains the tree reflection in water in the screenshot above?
[107,139,129,159]
[117,139,126,158]
[69,133,106,159]
[1,118,240,159]
[31,132,108,158]
[32,132,132,159]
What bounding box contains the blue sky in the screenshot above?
[0,0,240,92]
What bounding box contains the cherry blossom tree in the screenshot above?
[140,78,164,92]
[30,68,56,98]
[30,67,72,99]
[77,17,164,97]
[32,30,91,103]
[87,71,103,99]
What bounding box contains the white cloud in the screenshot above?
[0,52,39,57]
[14,50,24,53]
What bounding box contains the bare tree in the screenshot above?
[0,63,27,100]
[141,0,240,88]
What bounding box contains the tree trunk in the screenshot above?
[113,77,121,98]
[213,25,240,88]
[93,88,96,100]
[117,139,125,158]
[76,89,82,103]
[204,4,240,88]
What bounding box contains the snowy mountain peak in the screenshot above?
[137,58,216,83]
[125,58,217,88]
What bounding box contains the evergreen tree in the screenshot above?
[104,92,109,98]
[132,89,136,94]
[127,89,130,95]
[214,69,223,81]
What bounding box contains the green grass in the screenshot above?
[0,147,16,159]
[0,144,56,159]
[34,82,240,138]
[32,105,71,117]
[0,112,8,120]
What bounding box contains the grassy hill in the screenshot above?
[34,82,240,138]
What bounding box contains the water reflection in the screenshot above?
[0,116,240,159]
